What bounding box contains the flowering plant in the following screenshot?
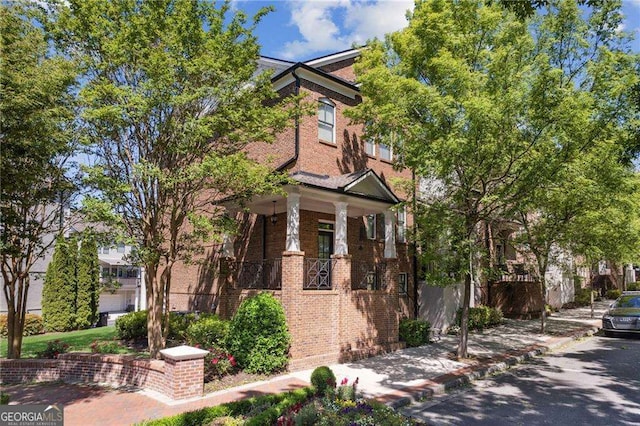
[204,347,237,380]
[37,340,70,359]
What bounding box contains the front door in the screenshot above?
[315,223,334,289]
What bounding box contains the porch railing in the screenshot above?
[235,259,282,290]
[497,263,537,283]
[304,258,336,290]
[352,261,387,290]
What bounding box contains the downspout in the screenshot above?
[276,69,301,172]
[412,170,419,319]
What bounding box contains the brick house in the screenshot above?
[170,48,416,370]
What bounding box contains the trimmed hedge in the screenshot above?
[186,314,229,349]
[399,318,431,347]
[141,387,315,426]
[0,313,45,337]
[310,366,336,396]
[456,305,503,331]
[225,293,291,374]
[605,289,622,300]
[115,310,148,340]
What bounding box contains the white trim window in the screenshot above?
[379,142,393,162]
[398,272,408,295]
[366,214,376,240]
[397,206,407,243]
[365,138,375,156]
[318,98,335,143]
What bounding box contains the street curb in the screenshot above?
[382,323,600,410]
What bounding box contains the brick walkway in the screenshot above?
[2,377,309,425]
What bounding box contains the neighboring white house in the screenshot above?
[97,241,146,314]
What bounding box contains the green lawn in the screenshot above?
[1,326,121,358]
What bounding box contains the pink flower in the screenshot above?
[212,358,219,365]
[228,355,237,367]
[194,344,201,348]
[341,378,348,386]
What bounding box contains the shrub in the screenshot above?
[167,312,197,342]
[456,305,503,331]
[186,314,229,349]
[310,366,336,396]
[115,310,147,340]
[336,377,359,401]
[90,339,125,354]
[399,318,431,347]
[0,392,9,405]
[606,289,622,300]
[627,282,639,291]
[574,287,597,307]
[36,340,70,359]
[0,313,44,337]
[225,293,290,374]
[204,349,237,380]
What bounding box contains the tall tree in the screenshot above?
[349,0,638,358]
[0,1,77,358]
[49,0,297,357]
[513,140,640,333]
[42,236,77,331]
[76,233,100,329]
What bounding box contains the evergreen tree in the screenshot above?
[42,236,77,331]
[76,234,100,329]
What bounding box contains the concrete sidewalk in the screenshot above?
[2,301,608,425]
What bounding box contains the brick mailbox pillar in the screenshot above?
[159,345,209,400]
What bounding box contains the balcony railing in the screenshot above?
[235,259,282,290]
[497,263,537,282]
[304,258,336,290]
[352,261,387,290]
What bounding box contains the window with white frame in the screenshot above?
[100,246,110,254]
[365,138,375,156]
[318,98,335,143]
[379,142,393,161]
[397,206,406,243]
[366,214,376,240]
[117,243,125,254]
[398,272,408,295]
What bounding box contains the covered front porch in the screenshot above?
[219,170,408,369]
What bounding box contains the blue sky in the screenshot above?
[228,0,640,61]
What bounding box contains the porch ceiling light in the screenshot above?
[271,201,277,225]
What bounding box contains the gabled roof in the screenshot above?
[290,169,400,204]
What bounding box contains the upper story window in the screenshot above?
[397,206,407,243]
[99,246,110,254]
[318,98,335,143]
[379,142,393,162]
[365,138,375,156]
[117,243,126,254]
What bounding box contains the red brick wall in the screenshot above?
[0,353,205,400]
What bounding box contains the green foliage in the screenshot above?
[0,392,9,405]
[310,366,336,396]
[76,235,100,329]
[628,283,639,291]
[205,350,237,380]
[399,318,431,347]
[574,287,598,307]
[0,314,44,338]
[186,314,230,349]
[42,237,77,332]
[49,0,299,357]
[115,311,148,341]
[225,293,290,374]
[90,339,126,354]
[36,339,70,359]
[167,312,197,343]
[456,306,503,331]
[606,289,622,300]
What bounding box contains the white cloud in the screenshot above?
[279,0,413,60]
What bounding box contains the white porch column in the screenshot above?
[286,193,301,252]
[334,201,348,255]
[222,233,234,258]
[383,209,397,259]
[138,268,147,311]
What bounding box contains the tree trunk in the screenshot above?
[4,275,29,359]
[457,271,472,359]
[146,264,164,359]
[539,275,547,334]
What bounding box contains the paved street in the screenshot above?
[401,335,640,425]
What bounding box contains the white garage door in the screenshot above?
[99,293,126,312]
